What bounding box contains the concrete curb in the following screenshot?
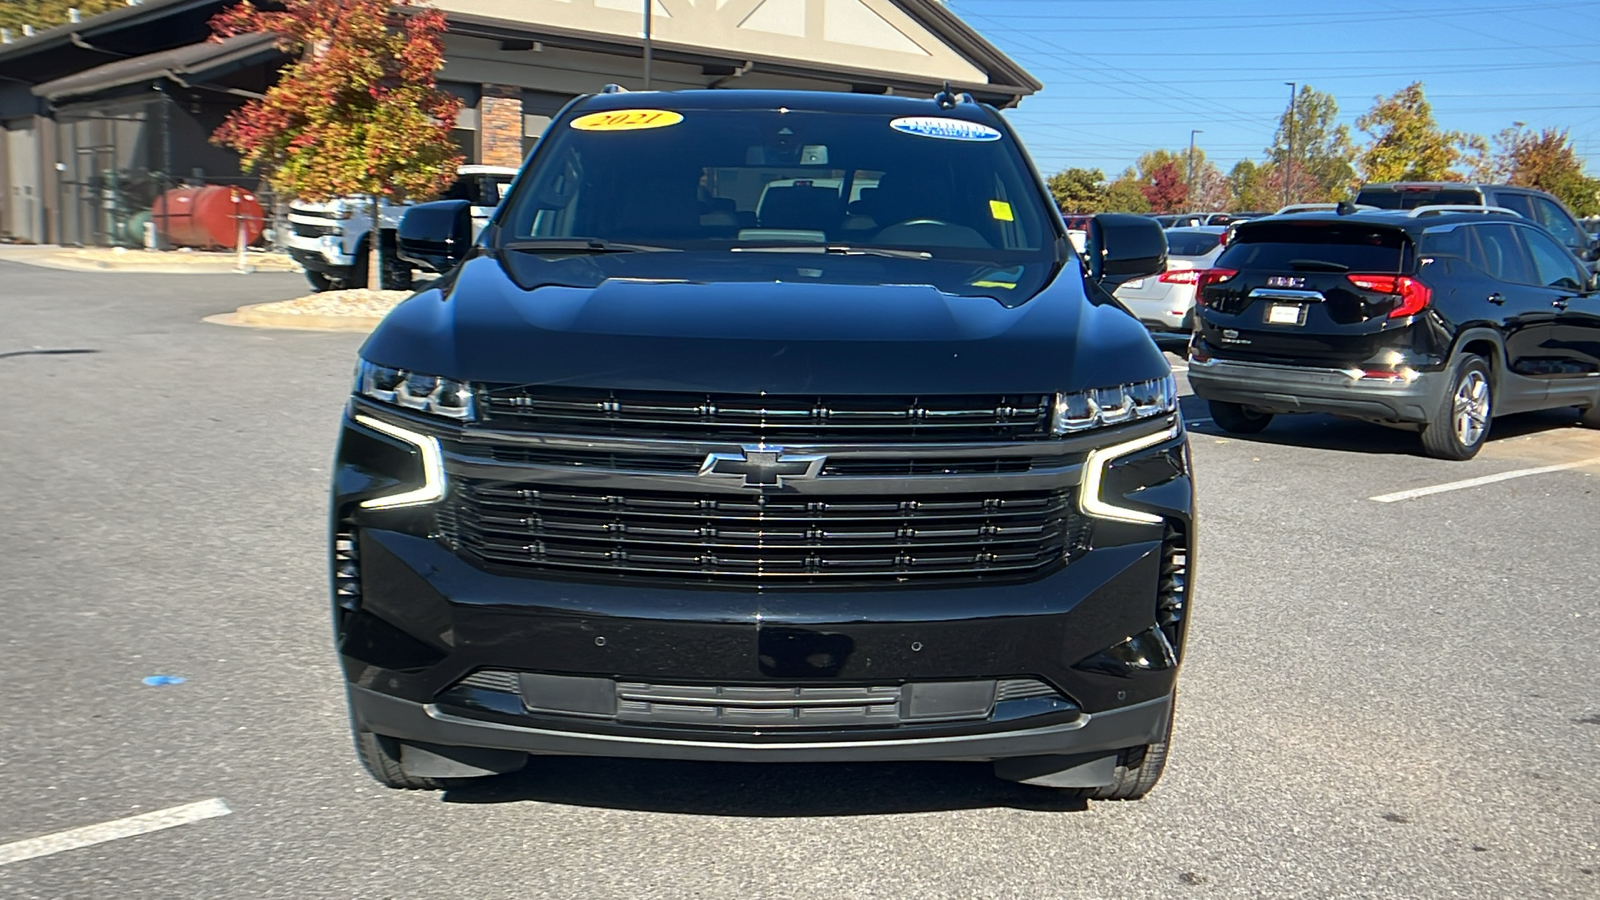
[205,302,382,333]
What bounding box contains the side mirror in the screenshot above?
[398,199,473,273]
[1087,213,1168,287]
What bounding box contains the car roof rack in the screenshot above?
[1403,204,1521,218]
[1272,202,1378,215]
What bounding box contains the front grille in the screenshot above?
[437,480,1076,586]
[292,220,341,238]
[477,386,1052,443]
[457,442,1041,477]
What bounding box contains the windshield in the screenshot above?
[1219,222,1410,272]
[493,105,1060,300]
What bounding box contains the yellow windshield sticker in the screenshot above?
[570,109,684,132]
[971,280,1017,289]
[989,200,1014,222]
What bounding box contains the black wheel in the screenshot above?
[1420,354,1491,460]
[1578,402,1600,429]
[1080,716,1172,801]
[352,725,457,791]
[379,235,413,291]
[1208,399,1273,434]
[303,269,335,292]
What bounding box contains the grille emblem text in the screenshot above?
[700,445,827,489]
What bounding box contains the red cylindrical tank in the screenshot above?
[152,185,265,249]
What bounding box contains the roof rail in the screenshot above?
[1404,204,1521,218]
[1273,202,1377,215]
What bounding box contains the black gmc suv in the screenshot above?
[1189,208,1600,458]
[332,90,1192,800]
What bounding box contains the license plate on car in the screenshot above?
[1267,303,1304,325]
[1124,278,1144,289]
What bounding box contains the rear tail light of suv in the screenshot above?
[1345,273,1431,318]
[1158,269,1201,285]
[1193,268,1237,306]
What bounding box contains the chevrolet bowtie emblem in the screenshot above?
[699,445,827,489]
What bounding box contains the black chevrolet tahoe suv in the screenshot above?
[1189,208,1600,458]
[332,89,1191,800]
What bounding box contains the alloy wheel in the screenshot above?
[1453,370,1490,447]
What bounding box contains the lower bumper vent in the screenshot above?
[447,671,1072,729]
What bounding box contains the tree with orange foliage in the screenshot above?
[210,0,462,286]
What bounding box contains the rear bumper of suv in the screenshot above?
[1188,355,1447,422]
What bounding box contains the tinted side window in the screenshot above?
[1531,196,1583,248]
[1471,223,1535,284]
[1523,228,1587,290]
[1493,192,1535,219]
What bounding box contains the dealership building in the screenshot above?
[0,0,1038,246]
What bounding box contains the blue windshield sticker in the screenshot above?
[889,117,1002,142]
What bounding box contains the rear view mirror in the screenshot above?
[398,200,473,274]
[1087,214,1168,287]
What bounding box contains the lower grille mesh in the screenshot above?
[438,480,1077,586]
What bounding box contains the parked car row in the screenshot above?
[1189,203,1600,459]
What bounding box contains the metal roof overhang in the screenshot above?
[32,33,282,102]
[443,0,1039,108]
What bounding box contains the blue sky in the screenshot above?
[942,0,1600,179]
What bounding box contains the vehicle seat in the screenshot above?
[759,186,842,232]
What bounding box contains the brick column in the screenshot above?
[478,84,525,168]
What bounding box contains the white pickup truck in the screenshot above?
[283,165,517,291]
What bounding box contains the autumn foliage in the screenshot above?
[209,0,462,204]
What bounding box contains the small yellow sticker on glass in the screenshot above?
[971,280,1017,289]
[989,200,1014,222]
[570,109,684,132]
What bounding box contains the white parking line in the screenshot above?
[0,798,231,867]
[1369,458,1600,503]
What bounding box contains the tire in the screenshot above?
[352,725,457,791]
[1579,402,1600,429]
[1420,355,1491,460]
[1080,716,1172,801]
[1208,399,1273,434]
[379,235,413,291]
[303,269,335,292]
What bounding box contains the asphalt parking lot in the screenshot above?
[2,263,1597,899]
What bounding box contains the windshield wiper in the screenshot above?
[1287,258,1351,272]
[500,238,676,254]
[731,244,932,260]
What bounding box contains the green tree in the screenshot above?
[1103,168,1151,213]
[1356,82,1485,183]
[0,1,124,32]
[210,0,462,286]
[1046,167,1107,213]
[1270,85,1357,202]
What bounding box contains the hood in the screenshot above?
[361,254,1166,395]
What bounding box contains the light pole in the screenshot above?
[1187,129,1203,212]
[1283,82,1296,208]
[643,0,653,89]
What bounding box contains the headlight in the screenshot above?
[355,360,475,420]
[1052,375,1176,434]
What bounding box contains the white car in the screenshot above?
[283,165,517,291]
[1113,226,1225,333]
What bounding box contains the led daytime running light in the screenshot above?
[355,415,447,509]
[1079,425,1181,525]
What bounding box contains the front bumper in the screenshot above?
[349,682,1172,764]
[1188,355,1447,422]
[284,233,355,271]
[332,405,1193,766]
